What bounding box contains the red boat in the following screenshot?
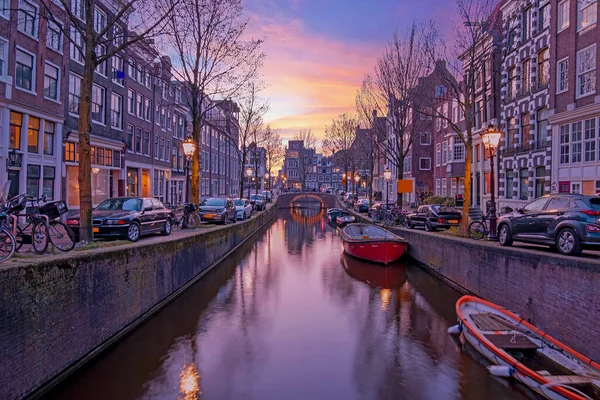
[339,223,408,264]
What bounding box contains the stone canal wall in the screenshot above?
[0,206,277,399]
[395,227,600,362]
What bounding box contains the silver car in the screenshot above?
[234,198,253,220]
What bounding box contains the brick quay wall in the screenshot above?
[0,205,277,399]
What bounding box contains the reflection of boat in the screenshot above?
[335,213,355,227]
[341,253,406,288]
[339,223,408,264]
[326,208,344,222]
[452,295,600,400]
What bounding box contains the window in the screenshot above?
[113,25,123,47]
[404,156,412,173]
[154,135,159,159]
[10,112,22,149]
[126,125,133,151]
[521,113,531,144]
[105,149,113,166]
[537,108,548,141]
[578,0,597,30]
[44,121,54,155]
[538,49,549,87]
[442,141,449,164]
[577,45,596,97]
[136,94,143,118]
[507,29,517,52]
[71,0,85,20]
[584,118,596,162]
[435,143,441,166]
[0,38,7,77]
[535,167,545,198]
[128,59,135,78]
[70,26,84,64]
[560,124,570,164]
[95,44,107,76]
[135,128,142,153]
[0,0,8,18]
[155,105,160,125]
[571,121,582,163]
[161,108,166,128]
[167,112,172,131]
[97,147,104,165]
[435,85,447,97]
[420,132,431,145]
[144,98,151,121]
[522,59,530,92]
[419,158,431,170]
[557,58,569,93]
[112,56,124,85]
[442,179,447,196]
[65,142,75,162]
[436,179,441,195]
[519,168,529,200]
[506,117,515,147]
[16,49,34,91]
[44,63,59,100]
[18,0,38,37]
[453,142,465,161]
[522,8,532,40]
[27,116,39,153]
[91,84,105,124]
[93,7,106,35]
[558,0,570,31]
[47,21,62,52]
[128,89,135,114]
[160,138,165,160]
[505,170,514,199]
[508,67,517,98]
[43,166,55,200]
[539,3,550,29]
[110,93,122,129]
[143,131,150,156]
[26,165,40,197]
[523,197,548,212]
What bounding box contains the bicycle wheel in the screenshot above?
[186,212,201,228]
[0,228,16,262]
[468,221,486,240]
[32,220,49,254]
[48,221,76,251]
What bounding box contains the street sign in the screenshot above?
[397,180,413,193]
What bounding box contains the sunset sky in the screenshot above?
[245,0,451,147]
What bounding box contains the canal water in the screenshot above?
[49,209,532,400]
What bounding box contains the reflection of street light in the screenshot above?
[246,167,253,198]
[384,167,392,206]
[182,137,196,204]
[481,124,502,241]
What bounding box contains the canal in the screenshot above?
[49,209,531,400]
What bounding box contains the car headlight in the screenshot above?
[106,219,128,225]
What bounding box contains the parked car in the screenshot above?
[66,197,174,242]
[199,197,236,224]
[233,198,253,220]
[406,204,462,231]
[249,194,266,211]
[260,190,273,203]
[497,194,600,256]
[344,193,356,205]
[354,199,370,213]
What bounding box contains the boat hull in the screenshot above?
[342,239,407,264]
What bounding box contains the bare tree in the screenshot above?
[26,0,179,242]
[237,82,269,198]
[423,0,501,229]
[164,0,264,203]
[293,129,316,190]
[263,126,284,191]
[323,114,357,193]
[358,23,432,206]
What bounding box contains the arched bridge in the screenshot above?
[277,192,337,209]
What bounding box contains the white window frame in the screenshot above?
[91,84,106,125]
[419,157,431,171]
[18,0,39,39]
[111,56,124,86]
[0,0,9,19]
[576,44,596,98]
[93,7,107,36]
[43,61,60,102]
[69,26,84,65]
[420,132,431,145]
[46,20,63,53]
[0,37,8,79]
[110,92,123,130]
[68,73,82,115]
[556,57,569,94]
[558,0,570,32]
[15,47,36,93]
[577,0,597,31]
[71,0,85,21]
[435,143,441,166]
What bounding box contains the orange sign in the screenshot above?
[397,179,413,193]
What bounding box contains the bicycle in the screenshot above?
[0,211,16,262]
[468,210,491,240]
[172,203,202,229]
[3,194,51,254]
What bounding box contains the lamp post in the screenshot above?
[246,167,253,198]
[182,137,196,204]
[354,174,360,198]
[384,167,392,206]
[481,124,502,241]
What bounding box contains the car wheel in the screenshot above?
[424,219,435,232]
[162,219,172,236]
[126,222,141,242]
[222,215,228,225]
[556,228,583,256]
[498,224,513,246]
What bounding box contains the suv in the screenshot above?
[497,194,600,256]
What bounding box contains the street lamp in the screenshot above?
[481,124,502,241]
[265,172,270,191]
[246,167,253,198]
[182,137,196,204]
[384,167,392,206]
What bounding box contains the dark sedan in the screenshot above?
[354,199,370,213]
[406,204,462,231]
[497,194,600,256]
[199,198,236,224]
[249,194,265,211]
[66,197,174,242]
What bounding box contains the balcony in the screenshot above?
[531,139,548,151]
[501,147,515,157]
[515,143,531,154]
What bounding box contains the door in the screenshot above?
[512,197,549,237]
[141,171,150,197]
[413,206,427,226]
[536,196,570,238]
[7,170,20,199]
[141,198,155,232]
[151,198,167,229]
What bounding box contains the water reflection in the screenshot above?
[50,210,529,400]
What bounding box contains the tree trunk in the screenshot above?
[396,155,404,207]
[239,147,247,199]
[191,96,201,204]
[77,60,95,243]
[462,143,473,232]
